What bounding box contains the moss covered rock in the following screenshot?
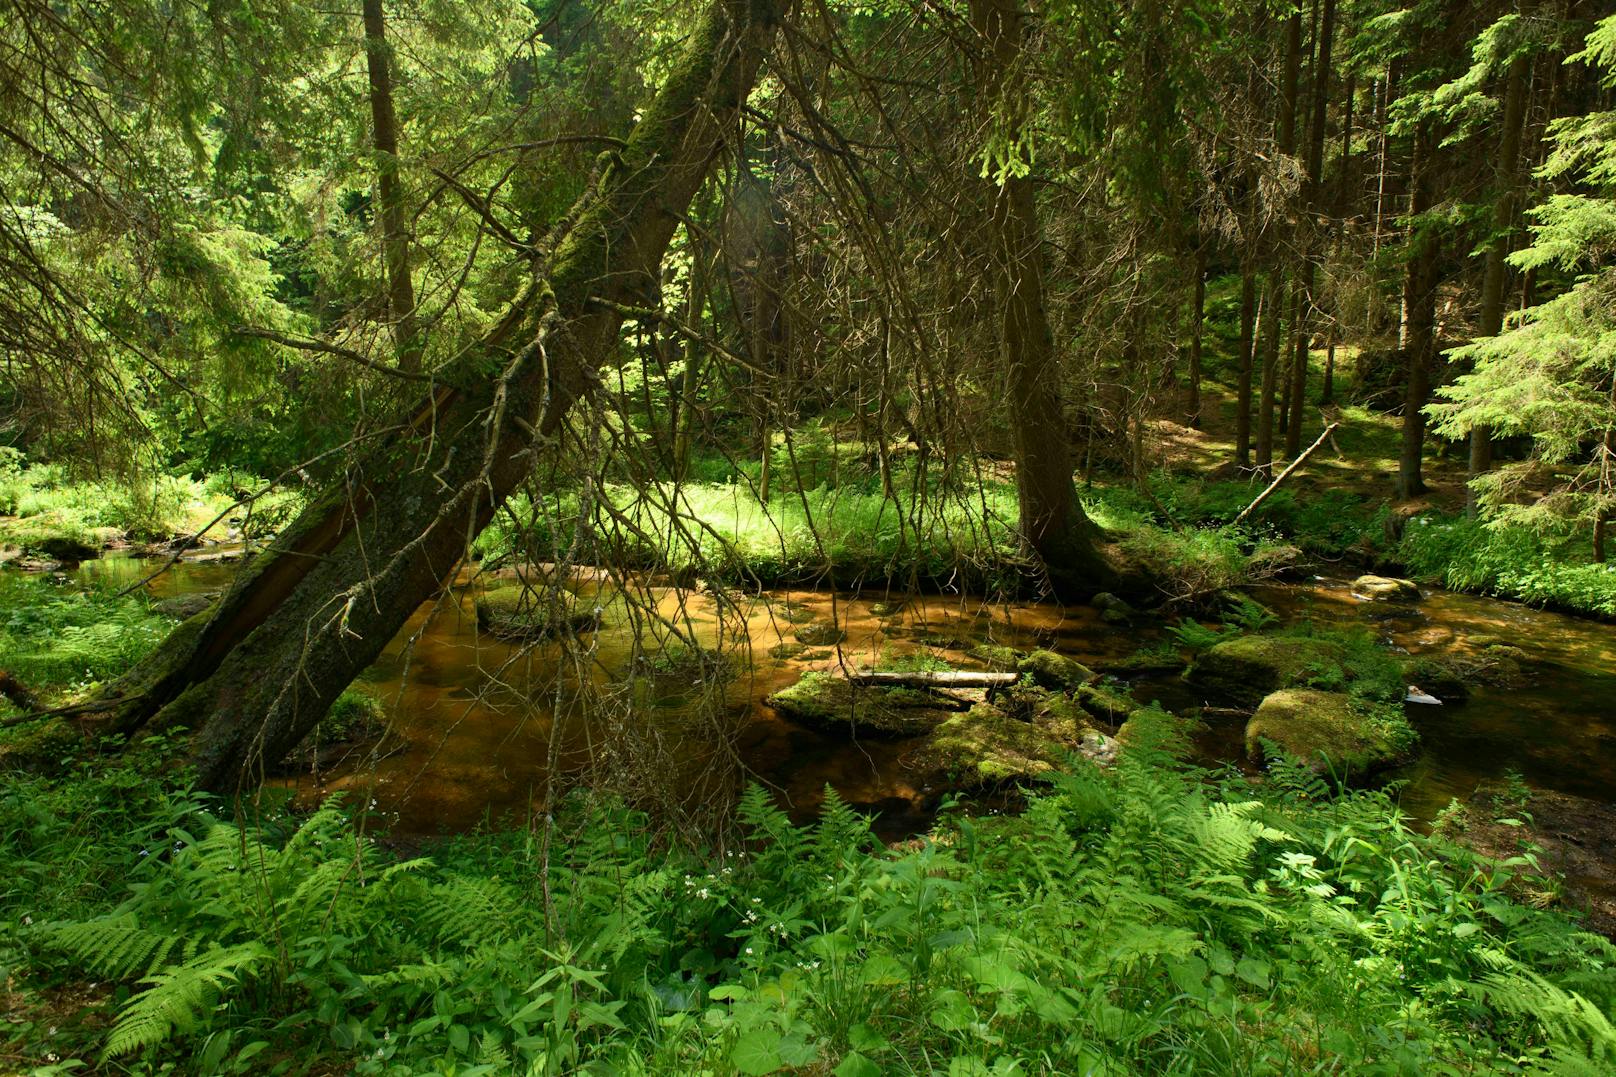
[794,622,846,647]
[924,703,1076,787]
[475,585,600,641]
[1077,681,1139,724]
[1245,689,1416,775]
[968,644,1023,672]
[1186,634,1347,707]
[1017,649,1096,691]
[766,672,959,738]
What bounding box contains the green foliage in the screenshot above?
[1400,514,1616,616]
[0,576,174,695]
[9,737,1615,1073]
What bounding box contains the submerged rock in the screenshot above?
[767,672,961,738]
[1186,634,1347,707]
[794,622,846,647]
[1351,575,1421,601]
[475,585,600,641]
[1016,649,1096,691]
[1245,688,1416,775]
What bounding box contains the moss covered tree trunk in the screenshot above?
[970,0,1110,599]
[93,0,785,794]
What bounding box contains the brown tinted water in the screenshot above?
[73,554,1616,839]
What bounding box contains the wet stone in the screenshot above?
[1245,688,1416,777]
[767,672,960,738]
[1352,575,1421,602]
[794,622,846,647]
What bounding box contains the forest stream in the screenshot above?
[73,552,1616,854]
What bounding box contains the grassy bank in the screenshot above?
[0,452,302,555]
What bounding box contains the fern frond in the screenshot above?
[37,914,192,979]
[105,942,272,1058]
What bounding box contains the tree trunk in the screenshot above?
[971,0,1110,598]
[1285,0,1334,456]
[94,0,786,794]
[1236,263,1256,467]
[362,0,421,374]
[1468,49,1531,513]
[1255,268,1284,472]
[1397,124,1436,500]
[1257,8,1302,474]
[1187,247,1205,428]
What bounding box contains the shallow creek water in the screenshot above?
[73,553,1616,841]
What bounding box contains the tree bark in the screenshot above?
[1285,0,1335,456]
[1255,268,1284,472]
[362,0,421,374]
[1397,124,1436,500]
[971,0,1111,598]
[1468,49,1531,513]
[1187,246,1205,428]
[94,0,786,794]
[1236,263,1256,467]
[1257,8,1302,474]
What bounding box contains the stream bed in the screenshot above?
[73,553,1616,852]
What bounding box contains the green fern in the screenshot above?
[104,942,272,1058]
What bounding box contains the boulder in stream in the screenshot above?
[767,672,963,738]
[923,702,1082,787]
[1016,649,1097,691]
[794,622,846,647]
[1075,681,1140,724]
[1185,634,1347,707]
[475,585,601,641]
[1351,575,1421,601]
[1245,688,1416,776]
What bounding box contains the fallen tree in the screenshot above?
[88,0,787,794]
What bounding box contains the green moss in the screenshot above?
[1017,649,1096,691]
[475,585,600,641]
[766,672,958,738]
[1245,689,1417,776]
[1187,635,1348,707]
[1187,629,1404,708]
[968,644,1023,672]
[794,622,846,647]
[924,703,1076,787]
[1077,681,1139,724]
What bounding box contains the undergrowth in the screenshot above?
[4,727,1613,1074]
[1399,515,1616,618]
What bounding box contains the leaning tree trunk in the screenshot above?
[970,0,1111,598]
[92,0,785,794]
